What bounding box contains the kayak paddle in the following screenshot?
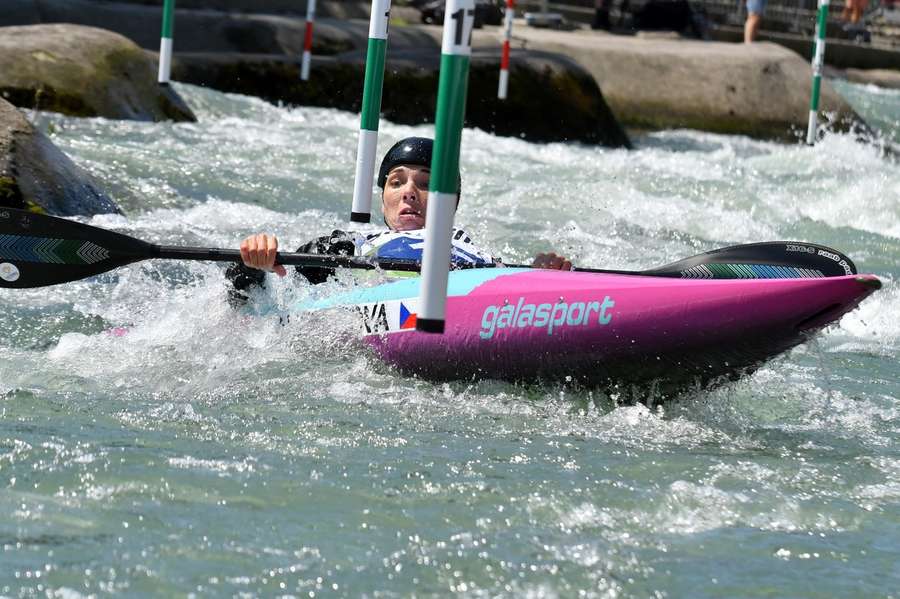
[0,207,856,289]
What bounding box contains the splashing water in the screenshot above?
[1,82,898,597]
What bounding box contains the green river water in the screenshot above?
[0,81,898,597]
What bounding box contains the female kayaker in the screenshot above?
[227,137,570,299]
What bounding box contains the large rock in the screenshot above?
[170,49,631,147]
[487,27,863,140]
[0,0,357,56]
[0,98,121,216]
[0,24,195,121]
[0,0,442,57]
[5,1,856,141]
[29,0,377,19]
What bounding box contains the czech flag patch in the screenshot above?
[399,302,417,329]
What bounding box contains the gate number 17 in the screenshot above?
[450,8,476,47]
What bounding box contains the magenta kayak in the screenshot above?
[331,267,881,393]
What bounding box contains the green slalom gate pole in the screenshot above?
[416,0,476,334]
[350,0,392,223]
[807,0,829,145]
[158,0,176,85]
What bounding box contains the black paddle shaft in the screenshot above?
[154,246,424,272]
[0,207,857,289]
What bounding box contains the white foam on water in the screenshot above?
[167,455,263,475]
[49,588,91,599]
[830,278,900,354]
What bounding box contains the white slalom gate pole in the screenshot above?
[498,0,515,99]
[301,0,317,81]
[417,0,476,334]
[807,0,829,145]
[158,0,176,85]
[350,0,392,223]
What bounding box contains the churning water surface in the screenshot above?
[1,81,898,597]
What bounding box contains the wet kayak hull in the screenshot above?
[325,268,880,394]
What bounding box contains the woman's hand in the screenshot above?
[532,252,572,271]
[239,233,287,277]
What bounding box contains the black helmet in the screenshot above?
[377,137,461,195]
[377,137,433,189]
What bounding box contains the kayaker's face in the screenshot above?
[383,165,429,231]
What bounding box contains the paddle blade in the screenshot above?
[0,208,154,288]
[645,241,857,279]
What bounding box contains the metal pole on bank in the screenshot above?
[417,0,476,334]
[350,0,392,223]
[498,0,515,99]
[806,0,829,145]
[301,0,317,81]
[157,0,176,85]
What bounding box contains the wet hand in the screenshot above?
[532,252,572,271]
[240,233,287,277]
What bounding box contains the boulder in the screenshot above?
[0,24,195,122]
[0,98,121,216]
[0,0,356,56]
[54,0,376,19]
[170,49,631,147]
[484,27,864,140]
[0,3,629,179]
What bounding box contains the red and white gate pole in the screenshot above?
[498,0,515,99]
[301,0,317,81]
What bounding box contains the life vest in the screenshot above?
[357,228,495,266]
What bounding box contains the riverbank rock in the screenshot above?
[0,0,358,56]
[0,99,121,216]
[0,2,627,145]
[489,26,862,140]
[0,24,195,122]
[0,0,445,58]
[3,0,377,20]
[170,49,631,147]
[3,0,857,141]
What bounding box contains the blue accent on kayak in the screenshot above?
[301,267,529,310]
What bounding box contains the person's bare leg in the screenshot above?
[744,13,762,42]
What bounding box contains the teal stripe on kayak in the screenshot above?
[299,267,529,310]
[733,264,751,278]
